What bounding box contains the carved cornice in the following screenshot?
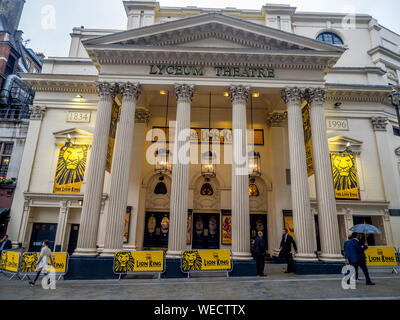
[119,82,141,101]
[29,105,46,120]
[135,107,151,123]
[95,81,118,99]
[281,87,305,105]
[175,83,194,103]
[371,116,389,131]
[229,85,249,103]
[306,87,327,105]
[266,111,288,127]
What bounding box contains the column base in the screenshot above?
[232,252,253,260]
[293,253,318,262]
[100,248,119,257]
[72,247,98,257]
[319,253,346,263]
[293,260,345,275]
[166,250,182,259]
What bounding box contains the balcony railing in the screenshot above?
[0,107,30,120]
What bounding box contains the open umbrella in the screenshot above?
[349,224,381,234]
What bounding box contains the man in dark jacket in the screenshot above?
[0,235,12,254]
[343,233,354,262]
[279,228,297,273]
[348,233,375,285]
[254,231,267,276]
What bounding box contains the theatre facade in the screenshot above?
[8,2,400,277]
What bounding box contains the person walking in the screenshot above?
[279,228,298,273]
[348,233,375,286]
[254,231,267,277]
[29,240,55,286]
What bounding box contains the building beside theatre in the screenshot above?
[7,1,400,277]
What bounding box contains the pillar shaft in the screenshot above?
[307,88,343,261]
[167,84,193,258]
[102,83,141,256]
[281,87,317,261]
[74,82,117,256]
[230,85,252,260]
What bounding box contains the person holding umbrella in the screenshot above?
[348,229,375,286]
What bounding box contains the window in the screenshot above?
[0,143,13,177]
[25,59,31,71]
[316,32,344,45]
[4,55,16,78]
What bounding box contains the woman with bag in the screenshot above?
[29,240,55,286]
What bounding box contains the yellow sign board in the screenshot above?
[114,251,165,273]
[53,144,88,194]
[302,101,314,177]
[20,252,68,274]
[330,151,360,200]
[0,251,21,273]
[181,249,231,272]
[365,246,397,266]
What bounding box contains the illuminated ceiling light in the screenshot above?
[248,151,261,177]
[223,92,229,97]
[201,92,216,178]
[160,90,168,95]
[252,92,260,98]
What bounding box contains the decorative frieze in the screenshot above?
[266,111,288,127]
[280,87,304,105]
[306,87,327,105]
[29,105,46,120]
[371,116,388,131]
[119,82,141,101]
[95,81,118,99]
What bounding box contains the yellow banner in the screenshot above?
[330,151,360,200]
[284,216,295,239]
[181,249,231,271]
[106,101,119,173]
[0,251,21,273]
[365,247,397,266]
[20,252,68,274]
[302,101,314,176]
[53,144,88,194]
[114,251,164,273]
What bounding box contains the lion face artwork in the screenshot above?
[182,251,202,271]
[331,152,359,199]
[114,252,135,273]
[21,253,38,273]
[0,251,6,270]
[54,144,88,193]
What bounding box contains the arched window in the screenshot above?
[316,32,343,45]
[154,182,167,195]
[200,183,214,196]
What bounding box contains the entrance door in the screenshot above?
[250,214,268,249]
[29,223,57,252]
[192,213,220,249]
[353,216,376,246]
[67,224,80,255]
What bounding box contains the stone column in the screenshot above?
[167,84,194,258]
[266,111,289,256]
[230,85,252,260]
[74,82,117,256]
[54,200,69,252]
[18,199,31,249]
[102,82,141,256]
[9,106,46,247]
[307,88,343,262]
[281,87,317,261]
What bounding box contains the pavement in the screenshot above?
[0,264,399,300]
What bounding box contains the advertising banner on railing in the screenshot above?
[181,249,232,272]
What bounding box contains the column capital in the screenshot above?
[229,85,249,103]
[266,111,288,127]
[135,107,151,123]
[29,105,46,120]
[120,82,141,101]
[305,87,327,105]
[281,87,305,105]
[174,83,194,102]
[371,116,388,131]
[95,81,118,99]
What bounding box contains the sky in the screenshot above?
[18,0,400,58]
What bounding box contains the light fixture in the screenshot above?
[155,91,171,175]
[249,92,261,177]
[201,92,216,178]
[66,134,72,146]
[75,95,84,102]
[223,92,229,97]
[334,102,342,108]
[252,92,260,98]
[160,90,168,95]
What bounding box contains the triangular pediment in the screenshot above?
[53,128,93,145]
[83,13,345,53]
[328,135,363,154]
